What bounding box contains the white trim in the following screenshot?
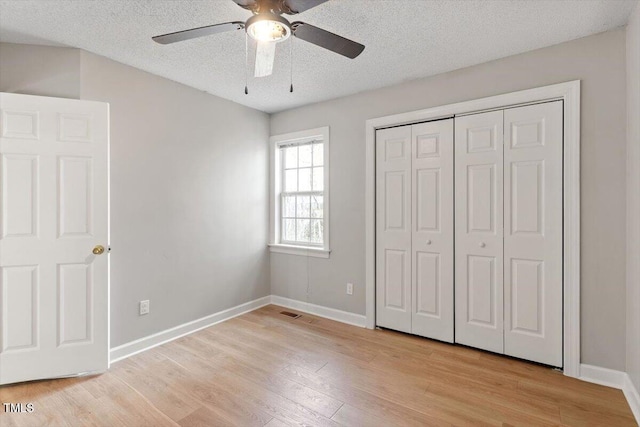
[365,81,581,377]
[109,296,271,363]
[623,375,640,424]
[268,244,330,258]
[579,364,627,388]
[270,295,367,328]
[269,126,330,254]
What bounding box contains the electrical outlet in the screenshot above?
[139,300,150,315]
[346,282,353,295]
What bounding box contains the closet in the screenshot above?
[375,101,563,367]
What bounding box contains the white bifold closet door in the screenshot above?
[454,110,505,354]
[376,125,412,333]
[503,102,563,367]
[455,101,563,367]
[376,119,454,342]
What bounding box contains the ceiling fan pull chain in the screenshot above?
[290,36,294,93]
[244,32,249,95]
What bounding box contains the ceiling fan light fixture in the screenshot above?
[246,13,291,42]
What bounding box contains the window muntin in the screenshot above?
[279,141,324,246]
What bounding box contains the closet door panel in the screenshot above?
[376,126,412,333]
[504,101,563,367]
[411,119,454,342]
[455,111,504,353]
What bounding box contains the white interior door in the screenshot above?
[0,92,109,385]
[411,119,454,342]
[376,125,412,333]
[454,110,504,354]
[503,101,563,367]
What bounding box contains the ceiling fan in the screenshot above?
[152,0,365,84]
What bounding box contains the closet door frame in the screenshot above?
[365,80,581,378]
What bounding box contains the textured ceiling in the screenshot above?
[0,0,637,113]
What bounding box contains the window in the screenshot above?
[270,127,330,258]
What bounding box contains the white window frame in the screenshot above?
[269,127,330,258]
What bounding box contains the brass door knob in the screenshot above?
[93,245,105,255]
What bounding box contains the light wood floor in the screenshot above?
[1,304,636,426]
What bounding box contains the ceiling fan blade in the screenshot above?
[291,22,365,59]
[255,41,276,77]
[231,0,258,11]
[152,22,244,45]
[283,0,329,14]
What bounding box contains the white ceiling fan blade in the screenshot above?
[254,41,276,77]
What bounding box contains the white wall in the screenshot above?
[627,2,640,392]
[270,29,628,371]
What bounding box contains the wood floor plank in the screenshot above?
[168,332,346,419]
[280,365,452,426]
[176,406,240,427]
[0,304,635,427]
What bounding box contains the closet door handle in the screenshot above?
[479,242,486,248]
[426,240,432,245]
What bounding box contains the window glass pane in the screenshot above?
[312,167,323,191]
[284,146,297,169]
[310,219,323,244]
[297,195,310,218]
[285,169,297,192]
[313,143,323,166]
[283,219,296,241]
[299,168,312,192]
[296,219,310,242]
[299,144,313,168]
[311,195,323,219]
[283,196,296,218]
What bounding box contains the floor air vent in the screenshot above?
[280,311,301,319]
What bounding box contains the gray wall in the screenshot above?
[627,3,640,392]
[270,29,628,371]
[0,43,80,99]
[79,52,271,347]
[0,42,271,348]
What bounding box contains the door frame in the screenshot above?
[364,80,581,378]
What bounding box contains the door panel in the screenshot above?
[384,171,407,230]
[416,168,439,231]
[384,249,408,309]
[504,101,563,367]
[467,164,496,233]
[376,126,412,333]
[1,154,38,238]
[0,92,109,385]
[1,266,39,351]
[467,255,497,327]
[455,110,504,354]
[411,120,454,342]
[415,252,439,316]
[510,161,543,235]
[58,263,93,346]
[58,156,93,238]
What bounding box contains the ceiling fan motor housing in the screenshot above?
[246,12,292,43]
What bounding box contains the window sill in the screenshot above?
[268,244,331,258]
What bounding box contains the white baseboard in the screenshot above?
[623,375,640,424]
[270,295,367,328]
[579,364,640,425]
[579,364,628,388]
[109,296,271,364]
